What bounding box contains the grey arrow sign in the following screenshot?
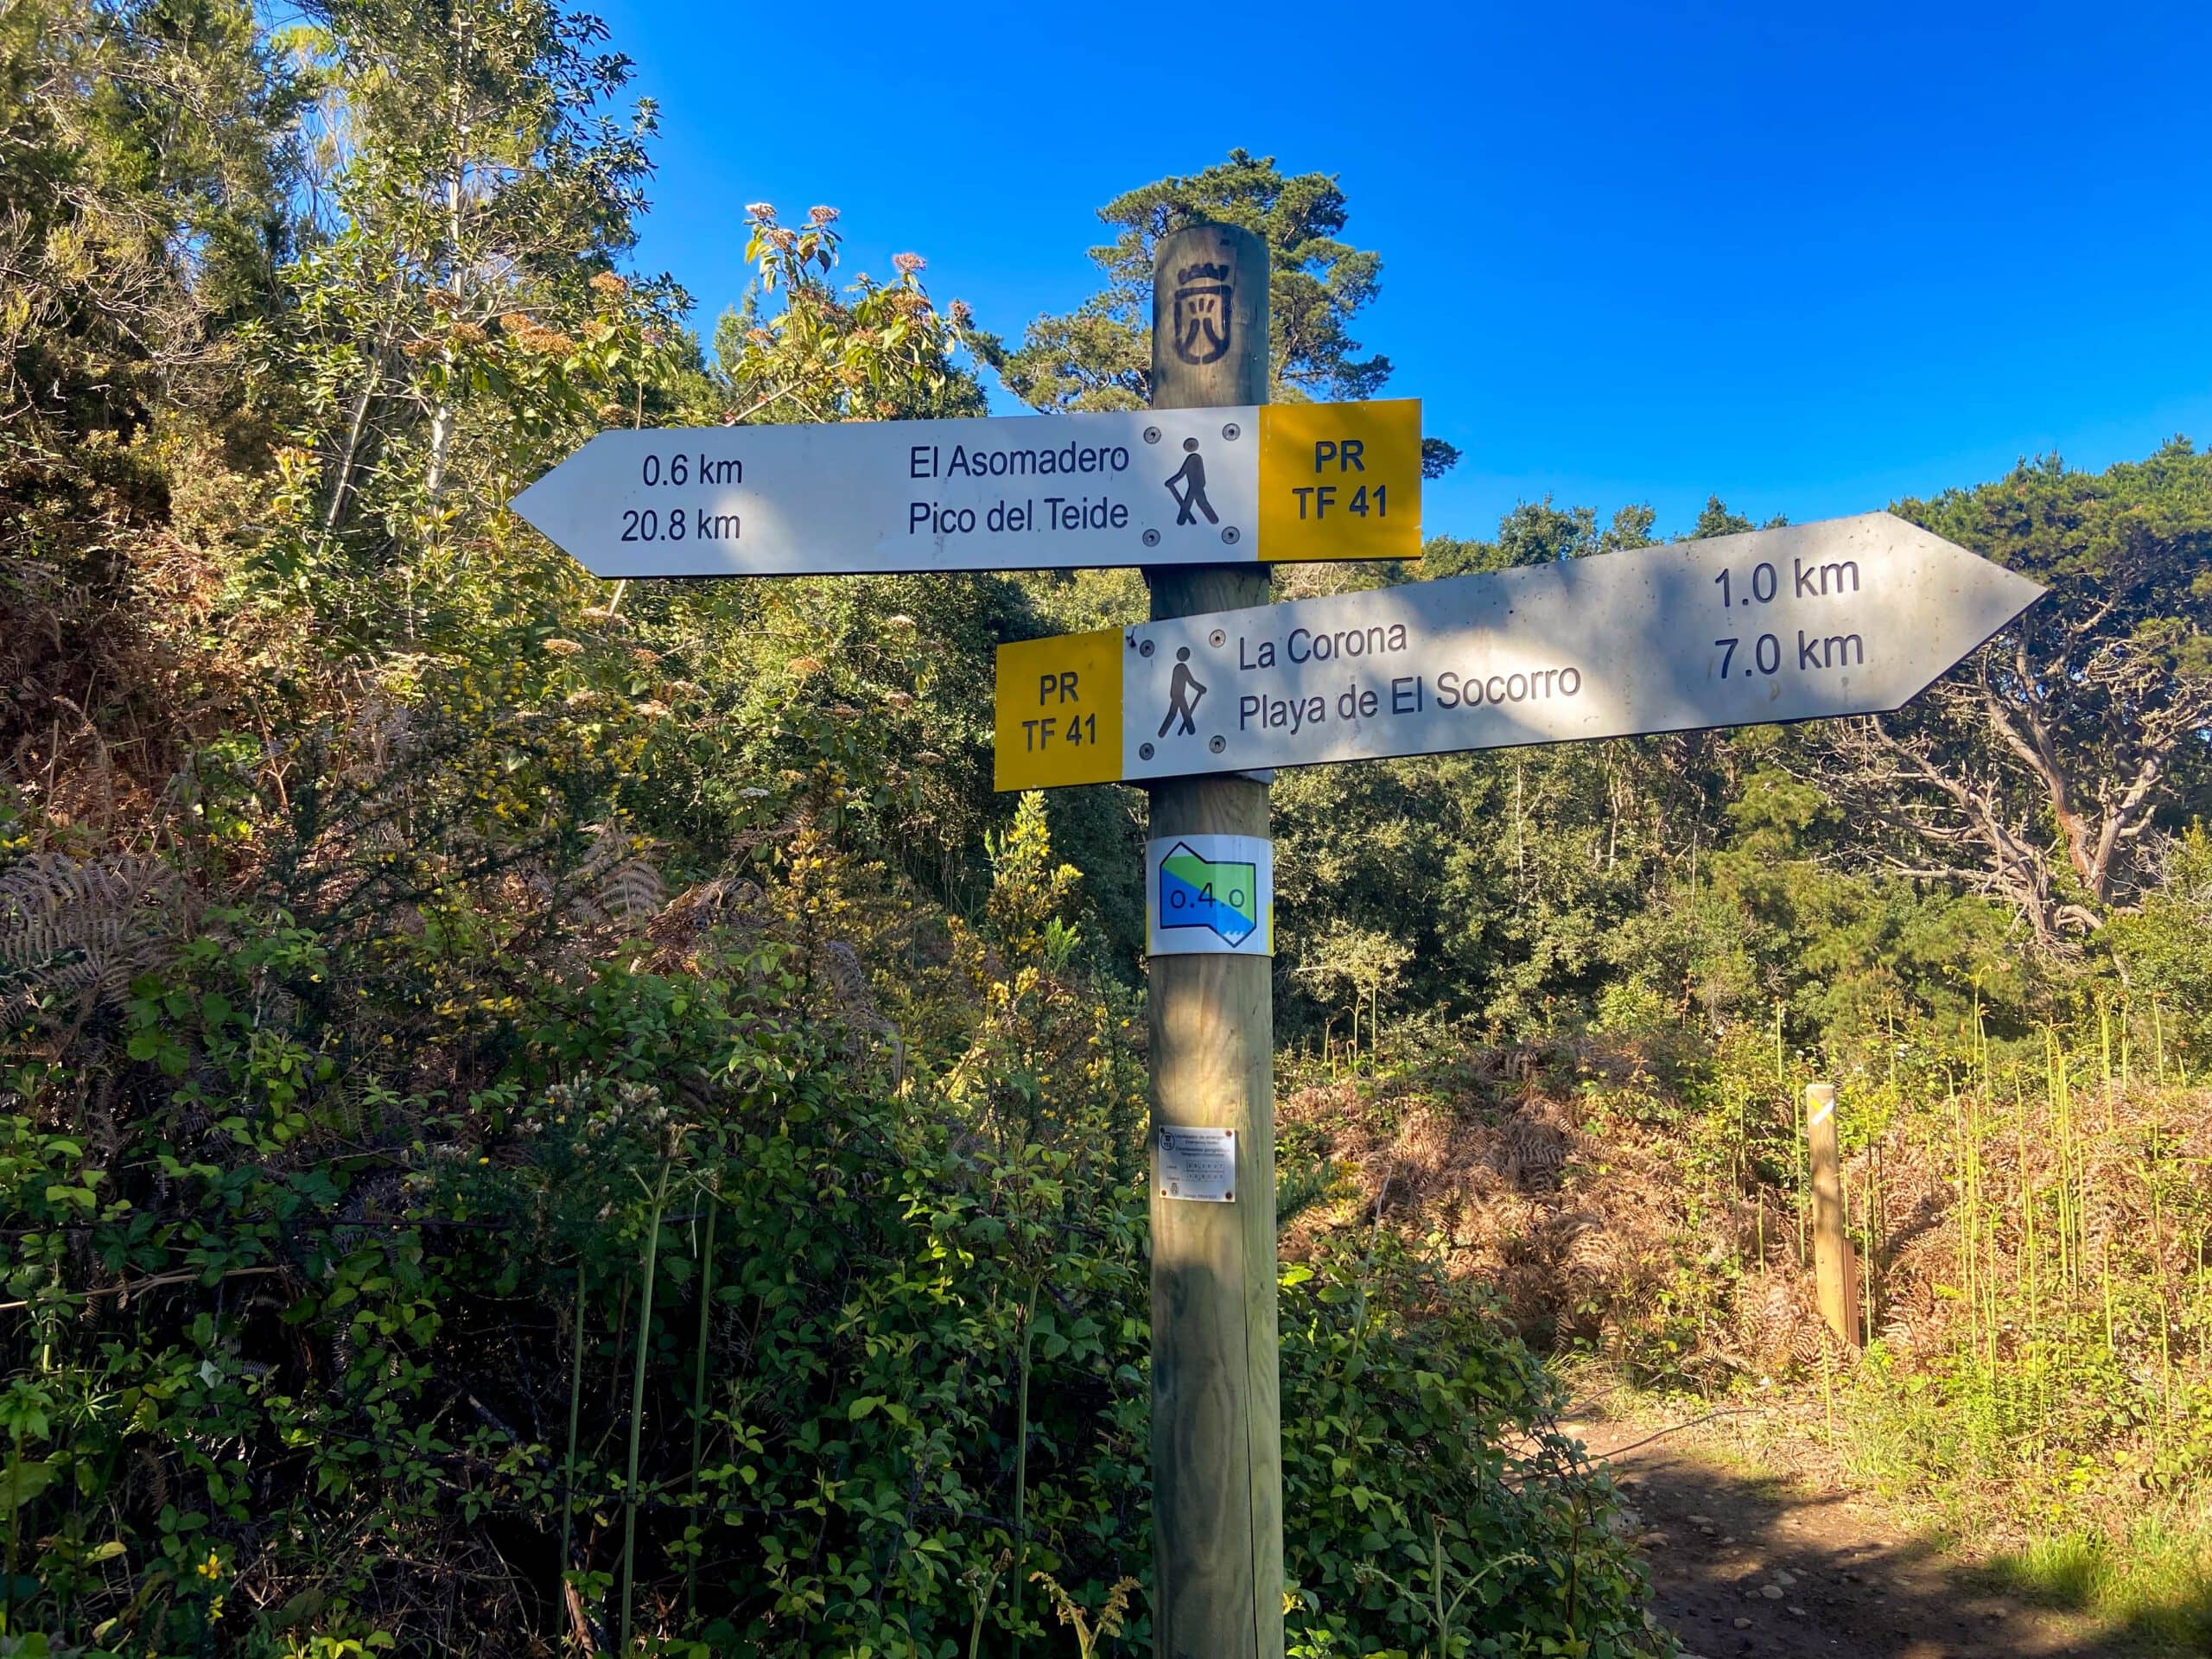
[1118,512,2044,779]
[506,410,1261,578]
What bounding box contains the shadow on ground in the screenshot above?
[1567,1414,2175,1659]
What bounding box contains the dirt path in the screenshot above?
[1565,1412,2122,1659]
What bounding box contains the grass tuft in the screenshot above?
[1983,1510,2212,1654]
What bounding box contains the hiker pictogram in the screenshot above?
[1157,645,1207,737]
[1164,437,1218,526]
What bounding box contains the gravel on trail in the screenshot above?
[1566,1413,2123,1659]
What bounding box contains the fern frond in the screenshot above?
[0,851,180,1009]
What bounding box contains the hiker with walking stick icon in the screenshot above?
[1164,437,1218,526]
[1158,646,1207,738]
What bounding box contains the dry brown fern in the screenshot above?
[642,874,765,969]
[1492,1114,1574,1191]
[822,939,891,1029]
[0,850,181,1012]
[1736,1269,1846,1378]
[568,824,668,925]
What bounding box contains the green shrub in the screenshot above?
[0,847,1656,1657]
[1281,1230,1653,1657]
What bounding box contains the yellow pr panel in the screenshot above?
[1256,398,1422,563]
[995,629,1125,791]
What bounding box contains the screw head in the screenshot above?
[1208,628,1226,648]
[1142,528,1161,548]
[1142,425,1161,444]
[1139,639,1154,658]
[1221,526,1241,545]
[1222,422,1241,441]
[1139,741,1155,760]
[1209,735,1226,753]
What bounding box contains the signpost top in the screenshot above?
[508,399,1421,579]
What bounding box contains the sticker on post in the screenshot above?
[1157,1125,1236,1203]
[1146,835,1272,957]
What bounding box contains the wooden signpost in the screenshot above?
[1141,222,1282,1659]
[517,227,2047,1659]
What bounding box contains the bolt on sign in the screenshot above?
[506,400,1421,577]
[994,512,2046,791]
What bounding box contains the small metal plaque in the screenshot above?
[1157,1125,1236,1203]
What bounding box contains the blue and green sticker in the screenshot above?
[1147,835,1272,956]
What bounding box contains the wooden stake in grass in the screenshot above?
[1806,1084,1859,1348]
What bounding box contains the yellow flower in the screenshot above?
[197,1551,222,1580]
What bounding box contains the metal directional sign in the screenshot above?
[509,399,1421,577]
[994,512,2044,790]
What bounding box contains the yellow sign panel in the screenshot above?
[995,628,1125,791]
[1256,397,1421,563]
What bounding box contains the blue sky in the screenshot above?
[589,0,2212,543]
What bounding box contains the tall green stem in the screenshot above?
[687,1179,720,1622]
[1009,1276,1040,1659]
[4,1427,21,1631]
[623,1156,674,1654]
[562,1262,588,1588]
